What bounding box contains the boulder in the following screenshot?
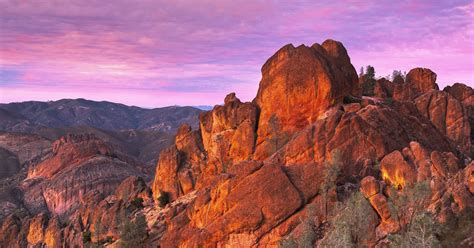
[360,176,380,198]
[394,68,438,101]
[253,40,359,159]
[380,151,417,189]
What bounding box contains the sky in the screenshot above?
[0,0,473,107]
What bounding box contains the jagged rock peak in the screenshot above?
[52,133,103,153]
[406,67,439,91]
[253,39,359,159]
[224,92,240,105]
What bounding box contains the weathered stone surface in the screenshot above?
[361,176,380,198]
[466,163,474,193]
[380,151,417,189]
[27,212,48,246]
[160,162,303,246]
[152,146,182,202]
[415,90,471,154]
[44,216,62,248]
[374,78,394,98]
[394,68,438,101]
[369,193,392,221]
[200,93,257,166]
[27,133,111,178]
[253,40,359,159]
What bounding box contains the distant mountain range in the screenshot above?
[0,98,202,133]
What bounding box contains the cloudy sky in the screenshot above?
[0,0,473,107]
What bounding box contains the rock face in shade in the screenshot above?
[22,134,142,216]
[373,78,394,98]
[253,39,360,159]
[415,90,471,154]
[444,83,474,152]
[393,67,438,101]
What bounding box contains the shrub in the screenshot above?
[119,213,148,248]
[320,192,374,247]
[131,197,144,209]
[82,230,92,243]
[157,191,170,208]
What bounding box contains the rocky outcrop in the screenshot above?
[27,133,114,179]
[444,83,474,154]
[253,40,359,159]
[415,90,471,154]
[394,68,439,101]
[152,123,205,202]
[144,40,473,247]
[20,134,143,217]
[373,78,394,98]
[200,93,258,167]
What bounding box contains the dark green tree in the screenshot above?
[361,65,376,96]
[157,190,170,208]
[391,70,404,84]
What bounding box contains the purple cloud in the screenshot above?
[0,0,472,107]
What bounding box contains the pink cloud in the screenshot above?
[0,0,472,107]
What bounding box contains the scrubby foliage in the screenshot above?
[319,191,374,247]
[388,211,440,248]
[131,197,144,209]
[119,213,148,248]
[386,181,441,247]
[320,150,342,217]
[278,207,318,248]
[157,190,170,208]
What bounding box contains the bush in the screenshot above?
[82,230,92,243]
[131,197,144,209]
[119,213,148,248]
[320,192,374,247]
[157,191,170,208]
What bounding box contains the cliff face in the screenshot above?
[22,134,142,217]
[1,39,472,247]
[149,40,472,247]
[253,40,360,159]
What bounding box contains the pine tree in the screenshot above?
[362,65,376,96]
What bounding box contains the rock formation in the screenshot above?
[253,40,359,159]
[394,67,439,101]
[143,40,471,247]
[1,39,472,247]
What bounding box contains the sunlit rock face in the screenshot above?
[253,40,360,159]
[145,39,471,247]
